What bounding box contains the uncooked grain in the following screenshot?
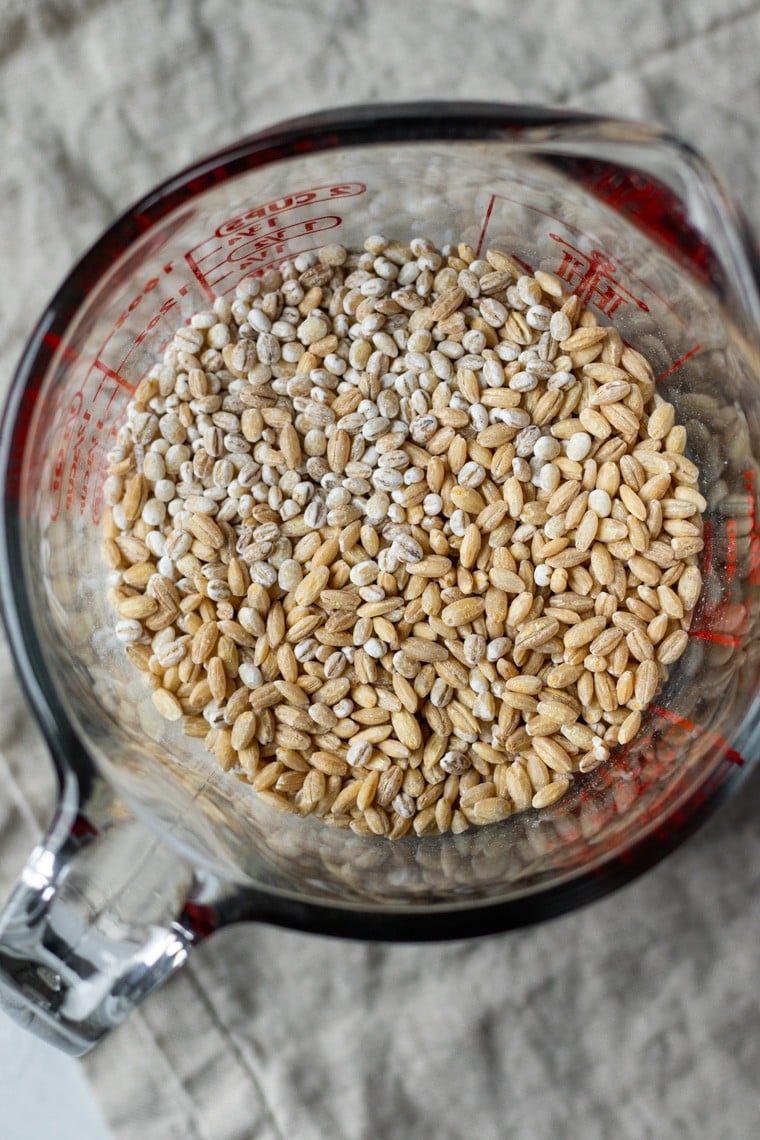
[103,236,705,839]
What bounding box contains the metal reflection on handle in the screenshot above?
[0,774,203,1055]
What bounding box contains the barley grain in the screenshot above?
[107,236,704,839]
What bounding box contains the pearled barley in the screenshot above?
[105,237,704,839]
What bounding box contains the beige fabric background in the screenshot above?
[2,1,760,1137]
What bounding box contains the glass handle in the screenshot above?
[0,773,212,1055]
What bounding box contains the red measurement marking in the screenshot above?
[49,390,83,522]
[65,416,89,514]
[476,192,689,328]
[214,246,329,289]
[691,587,750,644]
[689,627,742,647]
[649,706,694,733]
[187,215,344,294]
[92,359,136,393]
[185,249,216,301]
[46,357,136,523]
[215,182,365,237]
[701,519,713,576]
[550,234,649,317]
[741,468,760,586]
[184,182,366,296]
[475,195,496,257]
[649,705,744,765]
[725,518,738,583]
[229,216,342,266]
[655,344,702,384]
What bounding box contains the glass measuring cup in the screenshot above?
[1,102,760,1055]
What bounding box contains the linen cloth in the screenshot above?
[2,1,760,1137]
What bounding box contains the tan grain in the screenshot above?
[108,237,704,840]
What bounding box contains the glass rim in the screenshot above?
[0,100,755,938]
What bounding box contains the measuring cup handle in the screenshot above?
[0,771,217,1055]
